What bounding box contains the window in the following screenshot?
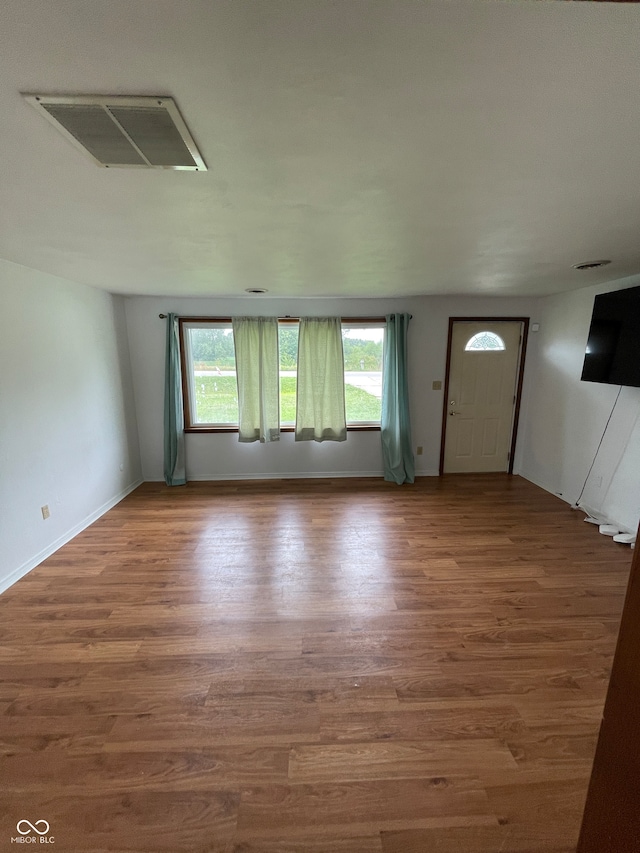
[278,322,299,426]
[180,318,385,431]
[181,322,238,427]
[342,323,384,425]
[464,331,506,351]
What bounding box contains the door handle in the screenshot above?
[449,411,460,416]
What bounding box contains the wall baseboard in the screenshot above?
[517,471,561,499]
[189,470,385,481]
[147,469,440,482]
[518,471,635,535]
[0,479,143,595]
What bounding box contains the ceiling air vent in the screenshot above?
[23,95,206,170]
[572,260,611,271]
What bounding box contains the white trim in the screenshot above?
[0,479,143,595]
[189,471,385,481]
[516,471,562,500]
[147,469,440,482]
[518,472,635,535]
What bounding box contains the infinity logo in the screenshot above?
[16,820,50,836]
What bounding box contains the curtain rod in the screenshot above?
[159,314,412,320]
[158,313,296,320]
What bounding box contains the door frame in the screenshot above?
[439,317,530,476]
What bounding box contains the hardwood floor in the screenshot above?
[0,475,632,852]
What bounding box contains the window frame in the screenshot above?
[179,318,238,432]
[179,316,385,433]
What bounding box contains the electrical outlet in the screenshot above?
[416,446,423,456]
[41,505,50,520]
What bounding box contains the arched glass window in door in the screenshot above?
[465,331,506,351]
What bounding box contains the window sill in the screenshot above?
[184,425,381,434]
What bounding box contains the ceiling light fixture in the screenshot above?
[572,260,611,271]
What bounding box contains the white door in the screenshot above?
[443,321,523,473]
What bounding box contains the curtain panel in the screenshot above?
[232,317,280,443]
[381,313,415,484]
[163,313,187,485]
[295,317,347,442]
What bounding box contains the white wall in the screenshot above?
[5,262,637,590]
[0,259,142,591]
[125,294,539,482]
[519,275,640,534]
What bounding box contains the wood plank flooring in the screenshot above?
[0,475,632,852]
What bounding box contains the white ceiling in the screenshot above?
[1,0,640,299]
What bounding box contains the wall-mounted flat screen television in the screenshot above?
[581,284,640,387]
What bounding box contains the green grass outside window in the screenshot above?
[193,376,381,425]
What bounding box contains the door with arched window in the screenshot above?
[441,319,528,473]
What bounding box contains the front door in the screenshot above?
[442,320,525,473]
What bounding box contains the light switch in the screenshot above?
[432,380,442,391]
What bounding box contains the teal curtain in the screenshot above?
[232,317,280,443]
[295,317,347,442]
[163,313,186,485]
[381,313,415,484]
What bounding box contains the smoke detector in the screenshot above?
[23,94,206,170]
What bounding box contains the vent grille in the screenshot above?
[572,260,611,271]
[23,95,206,170]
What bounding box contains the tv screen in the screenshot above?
[581,284,640,387]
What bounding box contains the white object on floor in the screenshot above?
[583,516,600,525]
[599,524,620,536]
[613,532,636,545]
